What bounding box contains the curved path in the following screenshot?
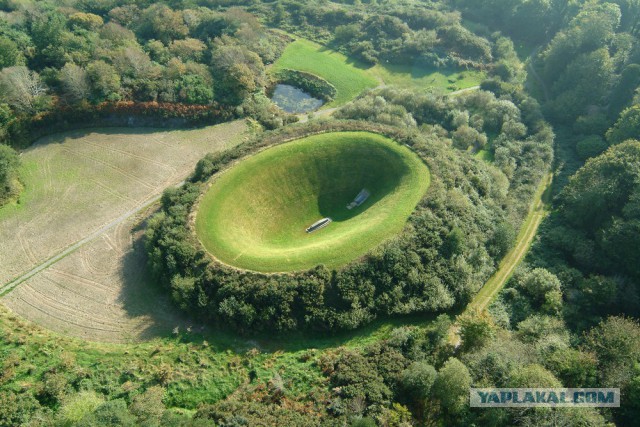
[0,190,172,296]
[461,49,553,315]
[0,121,249,342]
[465,172,553,314]
[449,172,552,346]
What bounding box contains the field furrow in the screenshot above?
[0,121,248,342]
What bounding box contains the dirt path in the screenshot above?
[448,172,552,346]
[0,189,172,296]
[449,85,481,96]
[465,172,553,314]
[461,48,551,314]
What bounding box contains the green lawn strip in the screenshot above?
[195,132,430,272]
[270,36,485,105]
[369,63,485,92]
[270,39,378,107]
[464,172,553,314]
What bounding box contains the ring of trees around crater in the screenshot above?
[145,114,550,334]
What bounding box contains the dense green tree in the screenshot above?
[607,105,640,145]
[610,64,640,116]
[515,314,568,344]
[330,350,392,408]
[175,74,214,105]
[549,48,615,123]
[211,41,265,105]
[29,11,69,68]
[68,12,104,31]
[488,222,516,259]
[0,391,41,427]
[77,399,137,427]
[546,347,597,387]
[0,37,21,68]
[432,358,471,416]
[575,135,608,160]
[518,268,562,308]
[398,361,437,405]
[584,316,640,368]
[458,309,496,351]
[138,4,188,43]
[56,391,104,426]
[129,386,166,425]
[559,141,640,279]
[87,60,121,102]
[509,363,562,387]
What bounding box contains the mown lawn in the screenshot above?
[195,131,430,272]
[369,62,485,92]
[271,37,485,105]
[270,39,379,106]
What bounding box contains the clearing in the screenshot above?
[270,39,378,106]
[195,132,430,273]
[0,121,249,342]
[271,38,485,106]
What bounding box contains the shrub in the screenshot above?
[576,135,607,160]
[271,69,337,102]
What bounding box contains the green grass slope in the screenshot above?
[195,132,430,272]
[270,39,379,106]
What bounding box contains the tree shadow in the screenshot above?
[22,126,214,153]
[114,212,448,353]
[316,153,409,222]
[116,217,211,343]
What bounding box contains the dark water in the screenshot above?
[270,84,324,113]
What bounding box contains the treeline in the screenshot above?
[0,0,290,147]
[186,312,639,426]
[0,143,19,207]
[527,140,640,332]
[251,0,496,68]
[462,142,640,426]
[457,1,640,174]
[536,2,640,128]
[453,0,582,45]
[145,120,516,334]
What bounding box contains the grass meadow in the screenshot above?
[0,121,249,342]
[270,39,379,106]
[271,38,485,106]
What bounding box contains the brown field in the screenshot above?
[0,121,249,342]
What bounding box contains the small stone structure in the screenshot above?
[306,217,332,233]
[347,188,370,210]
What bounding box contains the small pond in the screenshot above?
[270,84,324,113]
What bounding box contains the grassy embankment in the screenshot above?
[196,131,430,272]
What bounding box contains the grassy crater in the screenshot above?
[195,132,430,272]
